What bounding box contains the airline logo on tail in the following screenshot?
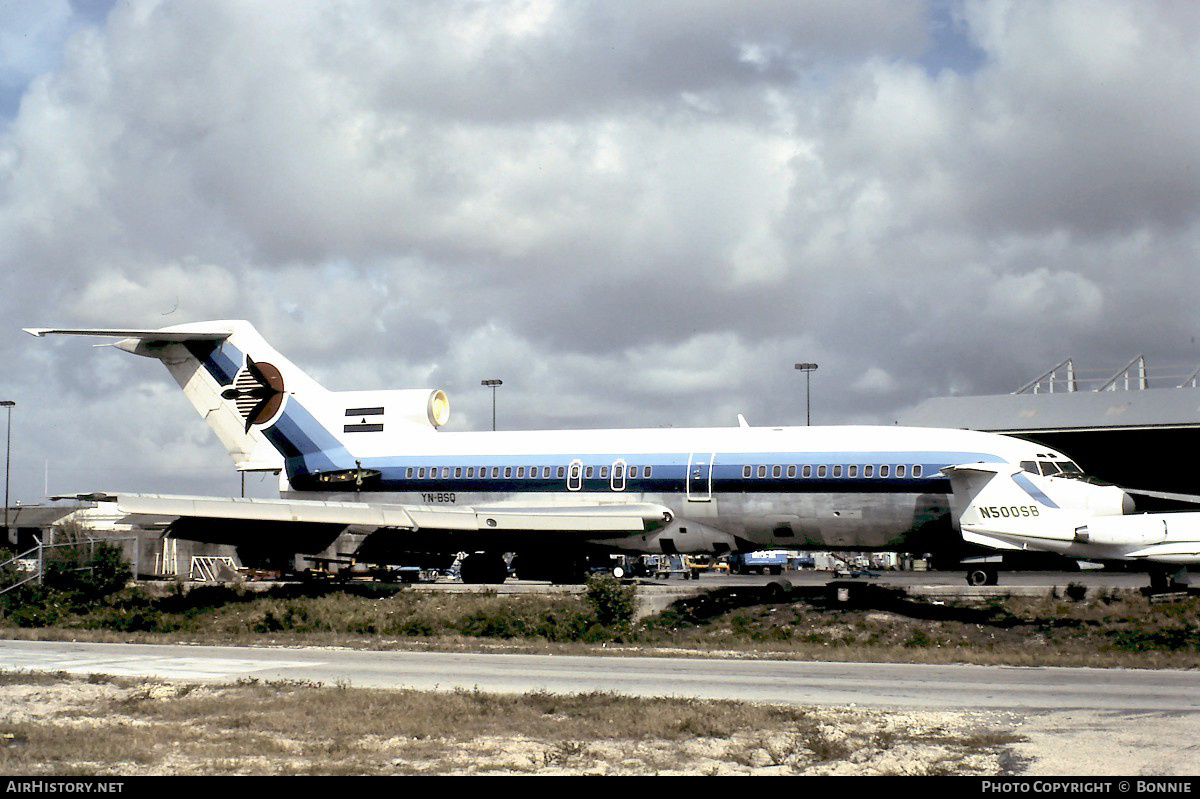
[221,357,287,432]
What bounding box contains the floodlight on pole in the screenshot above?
[794,363,818,426]
[1,401,13,538]
[480,379,503,431]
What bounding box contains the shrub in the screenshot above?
[585,574,638,629]
[42,540,130,598]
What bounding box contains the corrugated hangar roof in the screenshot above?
[899,355,1200,433]
[895,357,1200,501]
[899,386,1200,433]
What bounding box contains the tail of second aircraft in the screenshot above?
[942,462,1132,554]
[25,321,450,486]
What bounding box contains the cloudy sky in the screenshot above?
[1,0,1198,503]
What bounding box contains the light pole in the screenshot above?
[2,401,13,539]
[794,363,817,426]
[480,380,502,431]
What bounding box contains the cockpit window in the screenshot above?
[1022,458,1086,477]
[1032,459,1084,478]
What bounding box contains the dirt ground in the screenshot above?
[1008,709,1200,776]
[0,677,1012,776]
[3,675,1198,775]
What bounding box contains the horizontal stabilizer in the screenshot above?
[24,326,232,341]
[940,462,1018,480]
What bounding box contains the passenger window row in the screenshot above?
[404,465,655,480]
[742,463,923,479]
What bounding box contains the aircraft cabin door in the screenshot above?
[687,452,714,502]
[610,459,627,492]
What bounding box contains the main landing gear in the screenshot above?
[458,552,509,585]
[1147,567,1190,596]
[965,567,999,587]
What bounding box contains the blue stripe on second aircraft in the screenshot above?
[1012,472,1061,509]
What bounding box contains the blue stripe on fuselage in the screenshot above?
[263,402,354,475]
[352,449,1001,472]
[290,449,996,495]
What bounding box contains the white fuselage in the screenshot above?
[283,423,1053,555]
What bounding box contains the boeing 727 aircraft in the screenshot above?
[26,320,1146,584]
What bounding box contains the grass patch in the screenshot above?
[1,580,1198,668]
[0,673,1020,776]
[638,585,1200,667]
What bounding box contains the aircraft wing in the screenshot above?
[1121,487,1200,507]
[93,493,674,536]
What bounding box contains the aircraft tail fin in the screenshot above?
[941,462,1075,540]
[26,321,450,484]
[942,461,1131,550]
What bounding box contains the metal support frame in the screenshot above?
[1013,358,1076,394]
[190,556,240,582]
[1097,354,1148,392]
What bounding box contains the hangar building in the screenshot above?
[898,356,1200,506]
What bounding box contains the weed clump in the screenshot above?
[0,577,642,644]
[4,571,1200,667]
[584,575,637,629]
[0,530,132,627]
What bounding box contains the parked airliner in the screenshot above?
[27,321,1147,584]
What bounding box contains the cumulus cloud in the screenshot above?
[984,268,1103,326]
